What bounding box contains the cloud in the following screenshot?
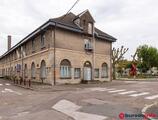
[0,0,158,60]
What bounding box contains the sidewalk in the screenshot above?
[142,102,158,120]
[115,78,158,81]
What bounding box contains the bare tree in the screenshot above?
[131,48,139,62]
[112,46,129,80]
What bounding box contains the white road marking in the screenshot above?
[129,92,149,97]
[17,111,29,116]
[118,91,136,95]
[52,99,107,120]
[88,87,107,91]
[5,83,10,86]
[4,88,22,95]
[0,84,3,86]
[108,89,126,93]
[87,87,116,92]
[145,94,158,100]
[1,90,7,93]
[0,116,2,119]
[124,81,137,83]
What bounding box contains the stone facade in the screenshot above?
[0,10,116,85]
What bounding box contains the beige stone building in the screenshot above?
[0,10,116,85]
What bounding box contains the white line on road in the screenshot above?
[0,84,3,86]
[52,99,107,120]
[4,88,22,95]
[108,89,126,93]
[88,87,116,92]
[5,83,10,86]
[118,91,136,95]
[145,94,158,100]
[129,92,149,97]
[88,87,107,91]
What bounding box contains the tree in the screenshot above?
[117,60,131,76]
[112,46,129,79]
[137,45,158,72]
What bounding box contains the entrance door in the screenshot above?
[83,61,92,81]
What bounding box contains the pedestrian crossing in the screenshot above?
[85,87,158,100]
[0,83,10,86]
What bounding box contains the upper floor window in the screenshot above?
[88,23,93,34]
[41,34,45,48]
[84,39,93,51]
[32,39,35,52]
[23,44,26,56]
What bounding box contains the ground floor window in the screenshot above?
[60,59,71,79]
[74,68,81,79]
[60,66,71,78]
[95,69,99,78]
[101,63,108,78]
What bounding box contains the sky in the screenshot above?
[0,0,158,59]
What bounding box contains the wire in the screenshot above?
[61,0,80,20]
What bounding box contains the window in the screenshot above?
[95,69,99,78]
[60,59,71,78]
[84,39,93,50]
[40,60,46,79]
[23,44,26,57]
[101,63,108,78]
[32,39,35,51]
[31,62,36,78]
[74,68,81,78]
[88,23,93,34]
[41,34,45,48]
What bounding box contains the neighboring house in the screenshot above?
[0,10,117,85]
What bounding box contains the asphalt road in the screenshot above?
[0,79,158,120]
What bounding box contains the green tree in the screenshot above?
[137,45,158,72]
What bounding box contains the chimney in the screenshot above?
[8,35,11,51]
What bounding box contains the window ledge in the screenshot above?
[41,46,46,50]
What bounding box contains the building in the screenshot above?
[0,10,117,85]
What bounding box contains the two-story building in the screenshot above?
[0,10,116,85]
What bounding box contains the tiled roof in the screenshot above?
[51,12,116,42]
[0,10,117,59]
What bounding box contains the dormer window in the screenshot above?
[84,39,93,51]
[74,18,80,27]
[88,23,93,34]
[83,20,86,26]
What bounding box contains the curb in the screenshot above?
[142,102,158,120]
[114,79,158,82]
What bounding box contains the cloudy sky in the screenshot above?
[0,0,158,59]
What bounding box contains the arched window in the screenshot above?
[40,60,46,79]
[31,62,36,78]
[24,64,28,78]
[60,59,71,78]
[101,63,108,78]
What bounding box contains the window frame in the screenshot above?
[74,68,81,79]
[101,63,108,78]
[95,68,99,78]
[41,34,45,49]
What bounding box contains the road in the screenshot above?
[0,79,158,120]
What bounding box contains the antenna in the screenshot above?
[61,0,80,20]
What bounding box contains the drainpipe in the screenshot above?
[53,22,57,85]
[92,25,95,80]
[21,46,24,82]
